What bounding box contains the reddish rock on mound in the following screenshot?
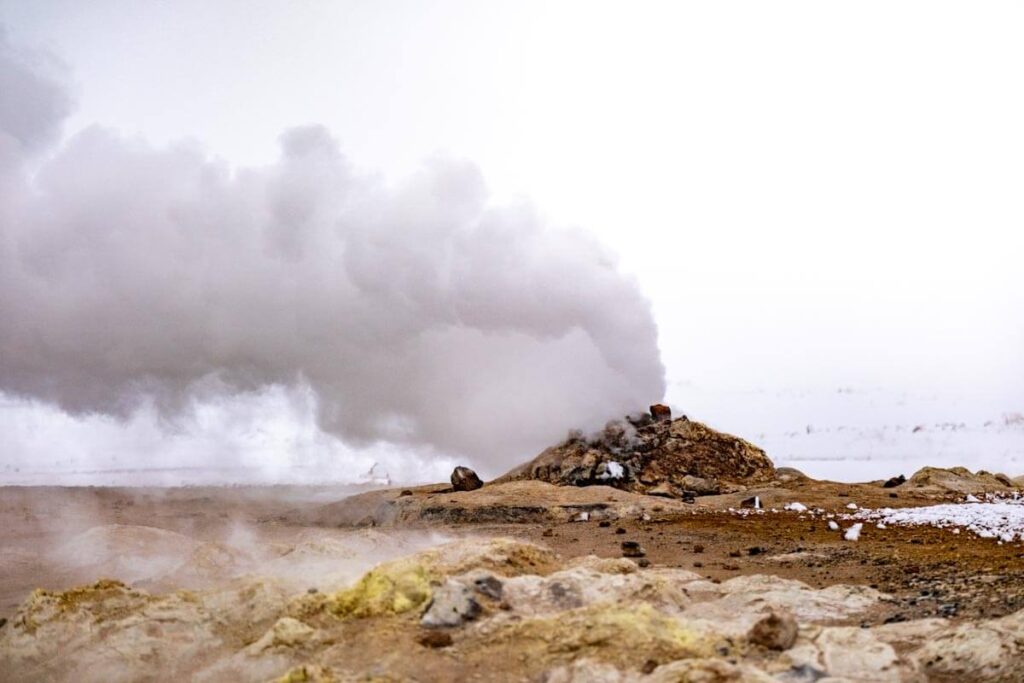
[497,408,775,496]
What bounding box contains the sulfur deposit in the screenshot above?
[3,537,1024,682]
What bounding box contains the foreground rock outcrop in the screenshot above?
[3,537,1022,682]
[498,407,775,497]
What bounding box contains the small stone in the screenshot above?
[417,630,453,648]
[615,527,627,535]
[777,663,827,682]
[451,466,484,492]
[748,609,798,650]
[621,540,646,558]
[641,659,658,674]
[637,558,651,568]
[399,489,413,497]
[693,543,705,553]
[473,575,503,600]
[598,520,611,528]
[542,528,554,537]
[306,587,318,594]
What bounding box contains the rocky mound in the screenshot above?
[3,537,1022,682]
[906,466,1019,494]
[497,405,775,497]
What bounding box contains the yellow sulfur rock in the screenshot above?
[327,559,433,618]
[273,664,336,682]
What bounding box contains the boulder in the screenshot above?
[451,466,484,492]
[421,580,482,628]
[498,409,774,495]
[649,403,672,422]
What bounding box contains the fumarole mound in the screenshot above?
[498,405,775,497]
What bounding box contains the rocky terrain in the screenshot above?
[498,406,775,497]
[1,408,1022,682]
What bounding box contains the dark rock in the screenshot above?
[598,520,611,528]
[399,489,413,497]
[615,527,626,535]
[693,544,705,553]
[542,528,554,537]
[740,496,761,509]
[451,466,484,492]
[748,609,798,650]
[473,575,503,600]
[417,630,453,648]
[637,558,651,568]
[883,475,906,488]
[621,541,646,558]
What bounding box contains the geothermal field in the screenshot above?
[2,3,1022,682]
[2,409,1023,682]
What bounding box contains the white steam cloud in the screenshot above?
[0,29,665,474]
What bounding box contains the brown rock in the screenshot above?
[748,610,798,650]
[417,630,453,648]
[451,466,484,492]
[621,541,646,558]
[650,403,672,422]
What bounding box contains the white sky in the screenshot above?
[2,1,1022,480]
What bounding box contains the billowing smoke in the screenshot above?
[0,30,665,474]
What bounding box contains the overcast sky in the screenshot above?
[1,1,1022,482]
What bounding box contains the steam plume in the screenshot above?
[0,30,665,472]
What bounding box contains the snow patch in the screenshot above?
[597,461,624,480]
[851,498,1024,543]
